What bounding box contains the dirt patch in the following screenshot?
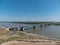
[1,41,56,45]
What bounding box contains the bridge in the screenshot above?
[9,23,51,31]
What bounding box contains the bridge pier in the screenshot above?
[33,26,36,29]
[48,24,50,25]
[20,27,24,31]
[40,25,43,27]
[44,24,47,26]
[9,28,14,31]
[14,27,18,31]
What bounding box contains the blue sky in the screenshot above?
[0,0,60,22]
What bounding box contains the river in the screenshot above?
[0,22,60,39]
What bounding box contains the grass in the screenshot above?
[0,36,36,43]
[16,31,47,39]
[16,31,27,36]
[0,31,36,43]
[0,31,54,43]
[0,31,41,43]
[0,30,11,36]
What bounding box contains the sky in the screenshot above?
[0,0,60,22]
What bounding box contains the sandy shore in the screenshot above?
[16,31,60,41]
[0,29,60,45]
[1,40,60,45]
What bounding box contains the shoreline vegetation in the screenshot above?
[0,31,60,45]
[0,31,51,43]
[0,30,60,45]
[1,21,60,25]
[11,22,60,25]
[0,22,60,45]
[12,22,53,24]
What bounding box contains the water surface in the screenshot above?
[0,22,60,39]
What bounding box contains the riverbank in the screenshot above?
[0,40,57,45]
[0,30,60,45]
[0,26,60,45]
[16,31,60,41]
